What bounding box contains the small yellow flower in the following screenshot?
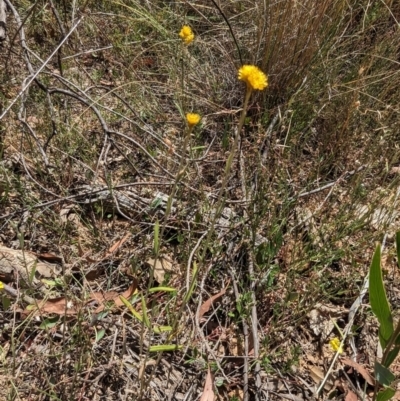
[179,25,194,45]
[186,113,201,127]
[238,65,268,91]
[0,281,4,291]
[329,337,343,354]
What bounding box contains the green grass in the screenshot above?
[0,0,400,400]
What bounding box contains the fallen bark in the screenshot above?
[0,0,6,41]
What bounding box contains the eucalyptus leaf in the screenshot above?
[369,245,393,345]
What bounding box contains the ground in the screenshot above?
[1,0,400,400]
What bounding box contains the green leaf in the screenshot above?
[141,294,151,329]
[95,328,105,343]
[395,334,400,346]
[369,245,393,344]
[40,316,59,330]
[150,197,163,209]
[42,279,57,287]
[379,331,389,349]
[29,260,37,286]
[183,261,198,304]
[396,232,400,270]
[153,325,172,333]
[148,286,176,293]
[377,387,396,401]
[153,220,159,253]
[120,295,143,323]
[385,346,400,368]
[96,311,109,321]
[1,296,11,310]
[374,361,395,386]
[149,344,182,352]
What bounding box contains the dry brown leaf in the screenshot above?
[114,282,137,307]
[146,257,173,284]
[228,389,243,401]
[199,281,230,319]
[345,390,358,401]
[309,365,325,384]
[341,357,375,386]
[35,263,57,278]
[91,290,119,304]
[35,297,77,315]
[308,366,334,391]
[104,233,130,259]
[92,282,137,313]
[34,252,63,264]
[200,367,214,401]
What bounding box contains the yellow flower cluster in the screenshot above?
[179,25,194,45]
[186,113,201,127]
[329,337,343,354]
[238,65,268,91]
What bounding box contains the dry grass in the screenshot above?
[1,0,400,400]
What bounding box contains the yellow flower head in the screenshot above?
[238,65,268,91]
[179,25,194,45]
[0,281,4,291]
[186,113,201,127]
[329,337,343,354]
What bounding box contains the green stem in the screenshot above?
[198,87,253,263]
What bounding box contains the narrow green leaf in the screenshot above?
[149,344,182,352]
[153,220,159,253]
[40,316,59,330]
[141,294,151,329]
[385,346,400,368]
[29,260,37,286]
[95,328,105,342]
[396,231,400,270]
[369,245,393,344]
[379,331,389,349]
[183,261,198,304]
[377,387,396,401]
[1,296,10,310]
[120,295,143,323]
[374,361,395,386]
[148,286,177,293]
[96,311,109,321]
[395,334,400,346]
[153,325,172,333]
[42,279,57,287]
